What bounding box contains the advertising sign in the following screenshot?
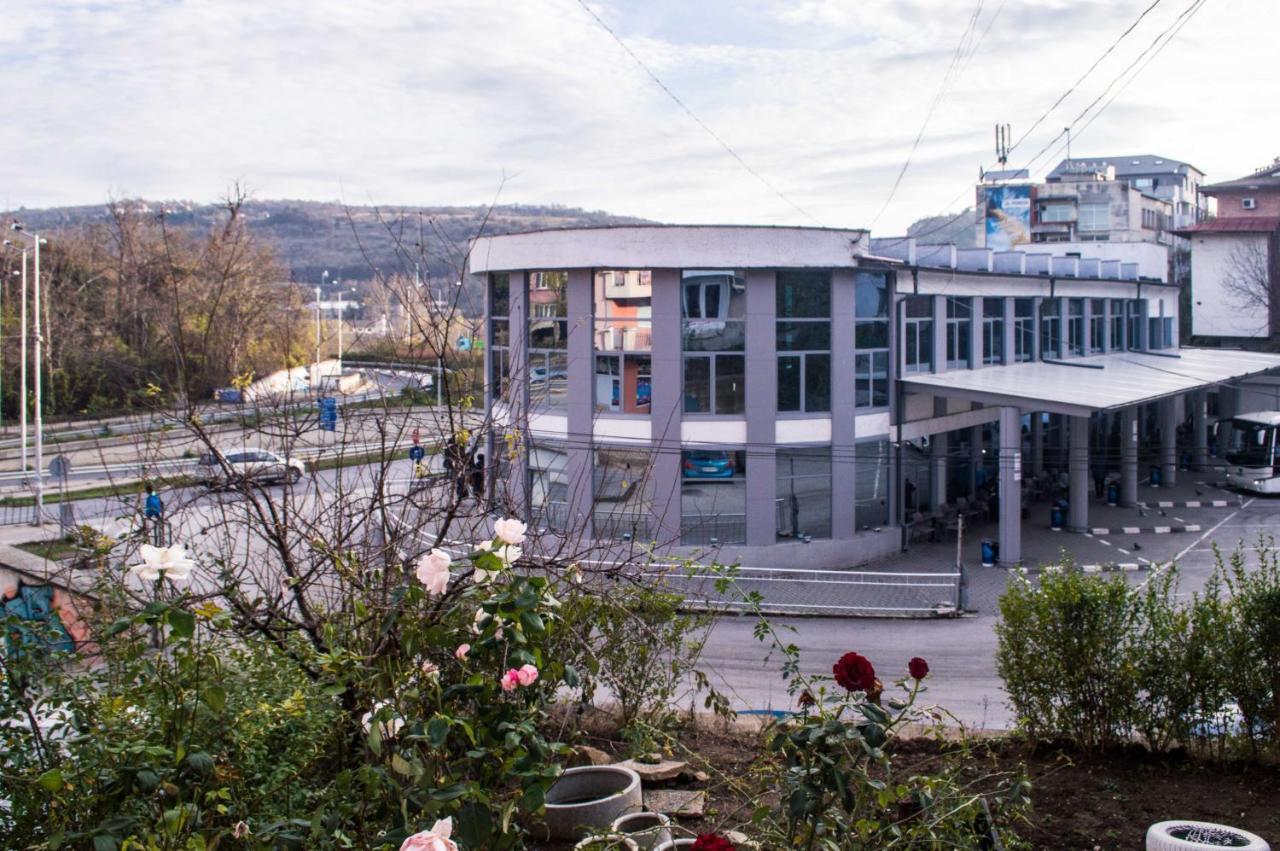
[982,185,1032,251]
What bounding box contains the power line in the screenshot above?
[868,0,987,229]
[570,0,824,227]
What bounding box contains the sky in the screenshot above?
[1,0,1277,234]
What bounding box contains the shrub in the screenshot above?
[995,565,1138,749]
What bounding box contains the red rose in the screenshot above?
[832,651,877,693]
[691,835,736,851]
[908,657,930,680]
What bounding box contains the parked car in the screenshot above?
[682,450,736,479]
[197,448,307,486]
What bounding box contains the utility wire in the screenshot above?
[868,0,987,229]
[570,0,824,227]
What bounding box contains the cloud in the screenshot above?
[1,0,1277,233]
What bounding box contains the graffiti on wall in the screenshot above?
[2,578,88,655]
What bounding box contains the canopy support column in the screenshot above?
[1068,415,1090,532]
[1030,413,1044,476]
[1191,390,1209,470]
[1121,407,1139,507]
[1160,396,1178,487]
[998,406,1021,567]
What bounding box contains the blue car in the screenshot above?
[682,450,736,479]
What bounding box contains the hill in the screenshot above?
[3,198,653,287]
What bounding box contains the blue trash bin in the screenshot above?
[1150,465,1162,487]
[1050,505,1064,530]
[981,539,997,566]
[1107,481,1119,505]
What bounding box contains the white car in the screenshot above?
[196,448,307,487]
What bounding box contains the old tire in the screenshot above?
[1146,820,1270,851]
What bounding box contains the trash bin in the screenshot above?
[1106,481,1119,506]
[1150,465,1162,487]
[1050,505,1064,531]
[980,539,997,567]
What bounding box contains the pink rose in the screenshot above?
[400,818,458,851]
[501,669,521,692]
[516,664,539,687]
[454,643,470,662]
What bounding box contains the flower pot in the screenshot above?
[611,811,673,850]
[574,834,641,851]
[1146,820,1270,851]
[544,765,643,840]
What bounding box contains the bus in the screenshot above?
[1222,412,1280,494]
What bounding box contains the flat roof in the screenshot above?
[901,348,1280,417]
[468,225,868,273]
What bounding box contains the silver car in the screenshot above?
[197,448,307,487]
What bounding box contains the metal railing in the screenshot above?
[642,564,963,618]
[679,514,746,546]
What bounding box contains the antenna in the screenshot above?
[995,124,1011,168]
[1065,126,1071,163]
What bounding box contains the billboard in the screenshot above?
[982,184,1032,251]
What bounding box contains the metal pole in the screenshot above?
[437,356,443,406]
[337,298,343,373]
[19,249,27,474]
[32,234,44,526]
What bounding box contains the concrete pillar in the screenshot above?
[1101,299,1112,353]
[564,269,595,537]
[1030,412,1044,475]
[1002,297,1016,365]
[970,423,984,495]
[930,397,948,510]
[507,271,530,518]
[1121,406,1139,507]
[998,405,1022,567]
[831,271,858,537]
[1068,415,1090,531]
[932,295,947,372]
[745,270,777,547]
[1160,396,1178,487]
[1192,389,1209,469]
[970,296,983,369]
[649,269,684,546]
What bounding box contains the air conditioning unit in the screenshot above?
[1243,197,1257,210]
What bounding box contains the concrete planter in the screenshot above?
[544,765,642,840]
[611,811,673,850]
[653,840,697,850]
[573,834,641,851]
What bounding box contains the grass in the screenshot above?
[17,537,84,561]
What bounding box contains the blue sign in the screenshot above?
[408,445,426,462]
[457,336,472,352]
[319,396,338,432]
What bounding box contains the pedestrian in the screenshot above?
[143,484,164,545]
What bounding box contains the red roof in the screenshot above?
[1176,216,1280,235]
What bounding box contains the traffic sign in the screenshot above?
[49,454,72,479]
[319,396,338,432]
[457,336,472,352]
[409,445,426,463]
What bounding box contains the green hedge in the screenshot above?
[995,540,1280,758]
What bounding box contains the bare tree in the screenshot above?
[1221,237,1276,335]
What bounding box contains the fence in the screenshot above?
[639,564,964,618]
[679,513,747,546]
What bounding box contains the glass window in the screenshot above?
[856,351,889,408]
[853,270,892,410]
[777,271,831,413]
[683,270,746,415]
[982,298,1004,365]
[1089,298,1106,354]
[1014,298,1034,362]
[489,273,512,401]
[903,295,933,374]
[529,439,568,532]
[1148,317,1163,349]
[528,271,569,411]
[1163,317,1175,350]
[1078,203,1110,232]
[592,447,655,541]
[1040,299,1061,360]
[1110,298,1126,350]
[1039,202,1075,224]
[1067,298,1084,356]
[680,449,747,545]
[776,447,831,540]
[1127,300,1143,349]
[945,297,972,370]
[594,269,652,414]
[855,440,891,530]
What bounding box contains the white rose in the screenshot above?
[414,549,452,596]
[492,517,527,546]
[129,544,195,583]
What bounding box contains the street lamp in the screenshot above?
[2,240,27,476]
[9,222,46,525]
[337,286,357,374]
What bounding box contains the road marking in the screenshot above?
[1141,496,1255,588]
[1117,547,1130,555]
[1098,539,1112,547]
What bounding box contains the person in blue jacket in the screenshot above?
[144,484,164,544]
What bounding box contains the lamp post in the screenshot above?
[3,240,28,474]
[10,222,45,525]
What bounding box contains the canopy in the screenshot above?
[901,348,1280,416]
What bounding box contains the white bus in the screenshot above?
[1222,412,1280,495]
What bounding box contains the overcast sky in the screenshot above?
[2,0,1276,233]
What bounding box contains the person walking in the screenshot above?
[143,484,165,546]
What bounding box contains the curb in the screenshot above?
[1138,499,1229,509]
[1087,525,1200,535]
